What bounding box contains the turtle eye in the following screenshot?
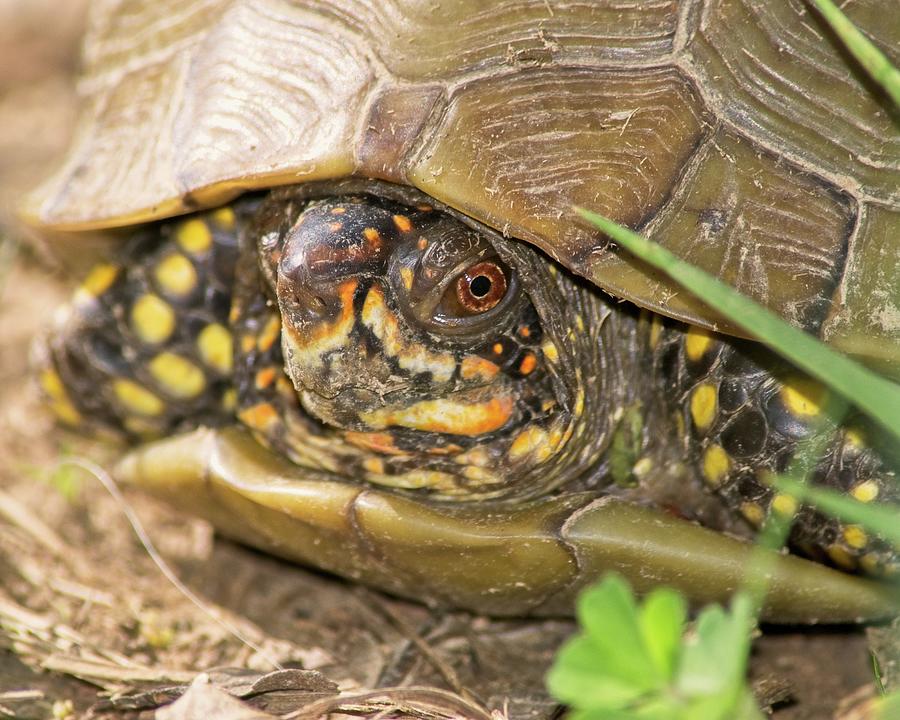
[454,261,508,314]
[429,259,512,324]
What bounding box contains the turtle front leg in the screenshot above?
[649,317,899,577]
[115,426,899,623]
[35,207,248,439]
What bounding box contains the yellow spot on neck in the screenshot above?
[362,457,385,474]
[40,368,67,401]
[690,384,717,431]
[519,353,537,375]
[154,254,197,296]
[76,263,119,303]
[51,399,82,425]
[239,402,280,432]
[454,447,490,467]
[463,466,499,484]
[685,326,713,361]
[508,426,550,462]
[850,480,879,503]
[541,341,559,363]
[393,214,412,232]
[573,388,585,418]
[366,469,457,492]
[361,396,514,437]
[859,553,880,574]
[701,444,730,486]
[197,323,233,374]
[114,379,164,416]
[131,294,175,344]
[826,544,857,570]
[176,218,213,254]
[255,367,277,390]
[148,352,206,399]
[221,388,237,412]
[781,376,828,418]
[211,206,236,230]
[400,266,414,290]
[257,314,282,352]
[771,493,797,516]
[739,501,765,526]
[843,426,866,449]
[124,416,162,437]
[843,525,867,549]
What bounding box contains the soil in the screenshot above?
[0,4,892,719]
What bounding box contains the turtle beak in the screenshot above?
[274,208,403,423]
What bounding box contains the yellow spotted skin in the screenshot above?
[41,208,242,437]
[40,189,898,580]
[651,316,898,576]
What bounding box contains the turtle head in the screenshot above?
[255,191,617,498]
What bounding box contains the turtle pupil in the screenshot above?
[470,275,492,297]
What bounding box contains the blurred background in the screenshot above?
[0,0,88,235]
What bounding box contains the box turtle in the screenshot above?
[26,0,899,622]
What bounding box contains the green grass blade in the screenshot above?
[810,0,900,108]
[771,475,900,547]
[575,208,900,442]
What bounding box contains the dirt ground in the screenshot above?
[0,3,894,719]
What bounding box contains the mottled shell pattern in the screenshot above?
[25,0,900,375]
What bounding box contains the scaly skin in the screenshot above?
[38,182,899,621]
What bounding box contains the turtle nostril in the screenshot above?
[288,289,331,325]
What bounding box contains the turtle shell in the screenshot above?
[23,0,900,376]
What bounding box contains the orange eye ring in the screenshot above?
[455,261,508,313]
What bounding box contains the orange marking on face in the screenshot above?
[328,221,343,232]
[363,227,381,243]
[460,356,500,381]
[255,367,277,390]
[291,279,357,347]
[417,237,428,250]
[330,207,346,215]
[343,431,406,455]
[238,402,280,432]
[518,325,531,338]
[492,343,504,355]
[362,284,456,382]
[425,443,463,456]
[519,353,537,375]
[416,204,433,212]
[393,214,413,232]
[361,396,514,437]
